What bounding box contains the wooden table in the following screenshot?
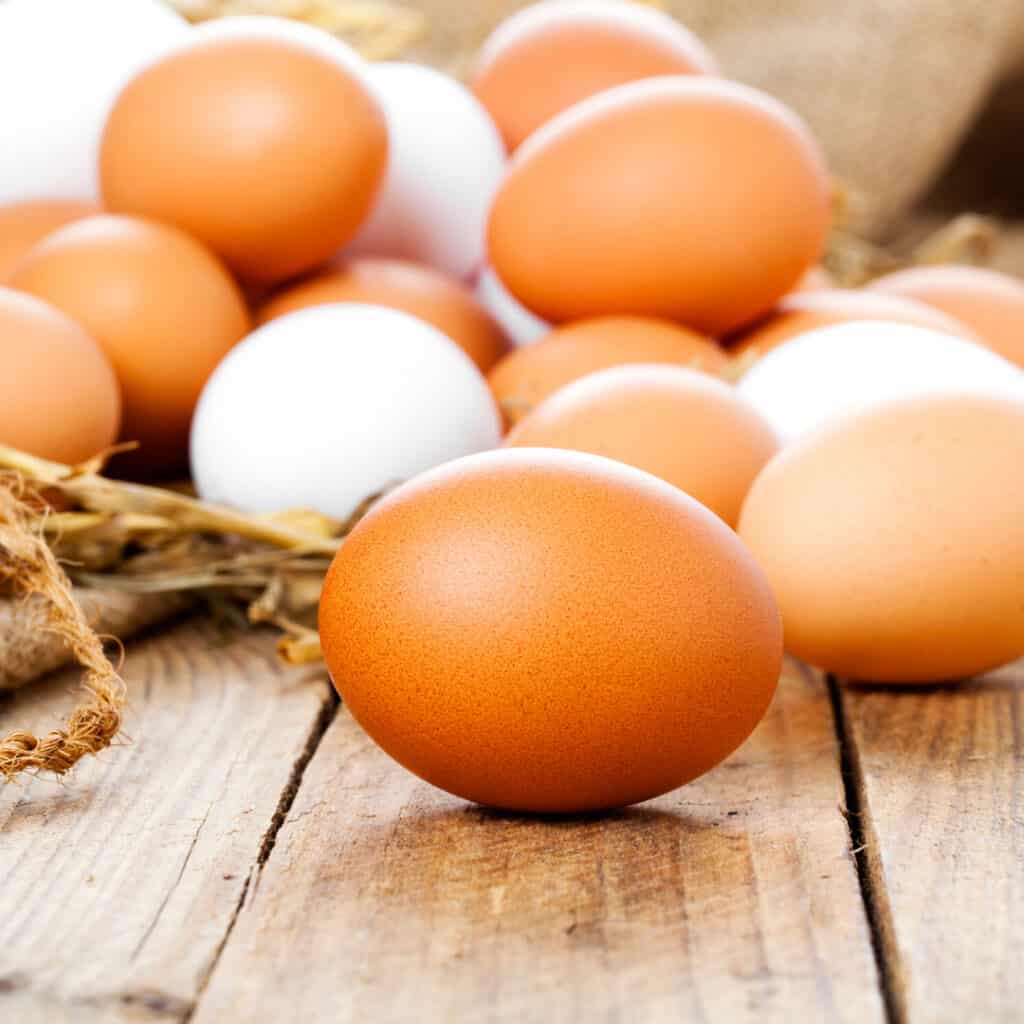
[1,618,1020,1022]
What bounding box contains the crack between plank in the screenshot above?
[827,675,909,1024]
[181,689,339,1024]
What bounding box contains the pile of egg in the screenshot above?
[4,0,1024,813]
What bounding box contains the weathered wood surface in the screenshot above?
[837,659,1024,1024]
[194,658,883,1023]
[0,619,333,1022]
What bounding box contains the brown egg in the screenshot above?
[868,265,1024,368]
[487,315,727,427]
[728,288,977,362]
[487,77,831,335]
[0,199,97,281]
[9,214,250,477]
[505,365,778,526]
[738,393,1024,682]
[470,1,717,151]
[259,258,512,373]
[0,287,120,463]
[100,32,387,285]
[320,448,782,813]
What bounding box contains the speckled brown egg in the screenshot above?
[470,0,718,152]
[0,286,120,463]
[487,77,831,334]
[259,258,512,373]
[728,288,977,362]
[0,199,97,281]
[9,214,250,478]
[505,365,779,526]
[868,265,1024,368]
[319,447,782,813]
[738,393,1024,682]
[100,30,387,285]
[487,315,727,427]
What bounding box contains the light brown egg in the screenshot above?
[728,288,977,362]
[470,0,717,152]
[9,214,250,478]
[738,393,1024,682]
[0,287,120,463]
[487,315,727,427]
[794,266,834,292]
[505,365,778,526]
[868,265,1024,368]
[487,77,831,335]
[320,447,782,813]
[0,199,97,281]
[100,32,387,285]
[259,258,512,373]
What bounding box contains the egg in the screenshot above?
[9,214,250,478]
[0,287,120,464]
[259,258,512,373]
[868,265,1024,368]
[191,304,501,518]
[794,266,835,292]
[735,321,1024,442]
[487,77,831,334]
[470,0,718,151]
[505,365,778,526]
[0,200,98,281]
[728,288,976,361]
[319,447,782,813]
[488,315,728,427]
[100,23,387,285]
[344,62,506,280]
[476,265,551,347]
[739,393,1024,682]
[0,0,188,206]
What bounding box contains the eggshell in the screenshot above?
[505,365,778,526]
[100,26,387,285]
[344,63,506,280]
[488,315,728,427]
[259,259,512,373]
[471,0,718,151]
[319,447,782,813]
[191,304,502,518]
[728,288,976,361]
[739,393,1024,682]
[0,287,120,463]
[9,214,250,477]
[868,265,1024,368]
[0,0,188,206]
[475,265,550,347]
[0,200,98,281]
[735,321,1024,442]
[487,77,831,334]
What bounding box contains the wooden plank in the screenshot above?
[194,658,885,1023]
[0,619,334,1022]
[837,660,1024,1023]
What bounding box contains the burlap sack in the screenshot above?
[401,0,1024,237]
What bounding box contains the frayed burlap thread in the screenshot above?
[0,476,125,780]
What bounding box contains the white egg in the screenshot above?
[192,14,368,74]
[191,304,502,518]
[737,321,1024,442]
[0,0,189,205]
[345,63,506,280]
[476,265,551,347]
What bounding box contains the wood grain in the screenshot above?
[0,620,334,1022]
[194,658,884,1023]
[837,659,1024,1023]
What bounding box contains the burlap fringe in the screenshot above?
[0,476,125,780]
